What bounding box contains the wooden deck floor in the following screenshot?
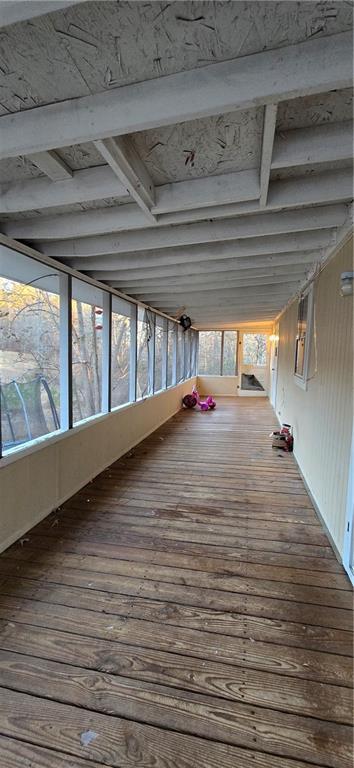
[0,397,352,768]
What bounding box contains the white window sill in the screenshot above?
[294,374,308,391]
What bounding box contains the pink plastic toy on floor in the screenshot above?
[193,387,216,411]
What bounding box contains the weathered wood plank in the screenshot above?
[7,533,350,590]
[0,652,352,766]
[0,397,351,767]
[0,599,351,687]
[1,576,351,655]
[0,688,333,768]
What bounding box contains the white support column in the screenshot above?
[101,291,112,413]
[59,273,72,431]
[172,325,177,387]
[161,317,168,391]
[220,331,225,376]
[148,311,156,396]
[259,104,277,208]
[129,304,137,403]
[194,331,199,376]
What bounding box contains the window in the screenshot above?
[198,331,222,375]
[177,326,184,383]
[294,285,314,388]
[72,280,103,424]
[222,331,238,375]
[0,244,193,460]
[190,330,198,377]
[184,329,191,379]
[111,296,131,409]
[167,321,176,387]
[0,248,61,454]
[243,333,267,367]
[154,315,166,393]
[136,307,153,400]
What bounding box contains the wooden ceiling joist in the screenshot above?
[0,32,351,160]
[70,231,334,272]
[94,136,156,223]
[38,205,345,259]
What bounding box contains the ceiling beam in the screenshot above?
[134,284,298,304]
[2,163,351,229]
[99,251,321,283]
[27,150,73,181]
[0,166,129,214]
[259,104,277,207]
[0,1,84,27]
[39,205,345,258]
[119,275,305,298]
[153,170,259,215]
[69,230,334,271]
[111,270,307,295]
[193,310,277,319]
[94,137,156,223]
[0,167,259,221]
[271,121,353,169]
[0,31,351,159]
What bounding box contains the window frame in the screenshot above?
[198,330,238,376]
[0,242,195,462]
[294,283,314,391]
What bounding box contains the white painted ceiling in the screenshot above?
[0,0,353,328]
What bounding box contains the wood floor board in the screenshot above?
[0,653,352,767]
[15,526,344,573]
[6,533,350,589]
[0,599,351,687]
[0,397,352,768]
[1,548,351,610]
[0,557,351,629]
[1,576,351,655]
[0,688,333,768]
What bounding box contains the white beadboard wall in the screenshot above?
[275,235,353,558]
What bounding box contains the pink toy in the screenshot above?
[191,387,216,411]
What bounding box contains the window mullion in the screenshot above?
[220,331,225,376]
[129,304,137,402]
[162,317,168,390]
[101,291,112,413]
[59,273,72,431]
[172,324,177,386]
[149,312,156,396]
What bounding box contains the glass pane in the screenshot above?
[72,279,103,424]
[295,337,305,377]
[0,247,60,453]
[177,326,184,382]
[191,331,197,376]
[111,296,131,408]
[198,331,222,375]
[167,321,175,387]
[136,307,153,400]
[243,333,267,366]
[297,295,308,337]
[154,316,164,392]
[223,331,237,375]
[184,330,191,378]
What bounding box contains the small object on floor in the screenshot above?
[191,387,217,411]
[182,393,198,408]
[270,423,293,451]
[80,730,98,747]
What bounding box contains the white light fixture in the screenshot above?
[340,272,354,297]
